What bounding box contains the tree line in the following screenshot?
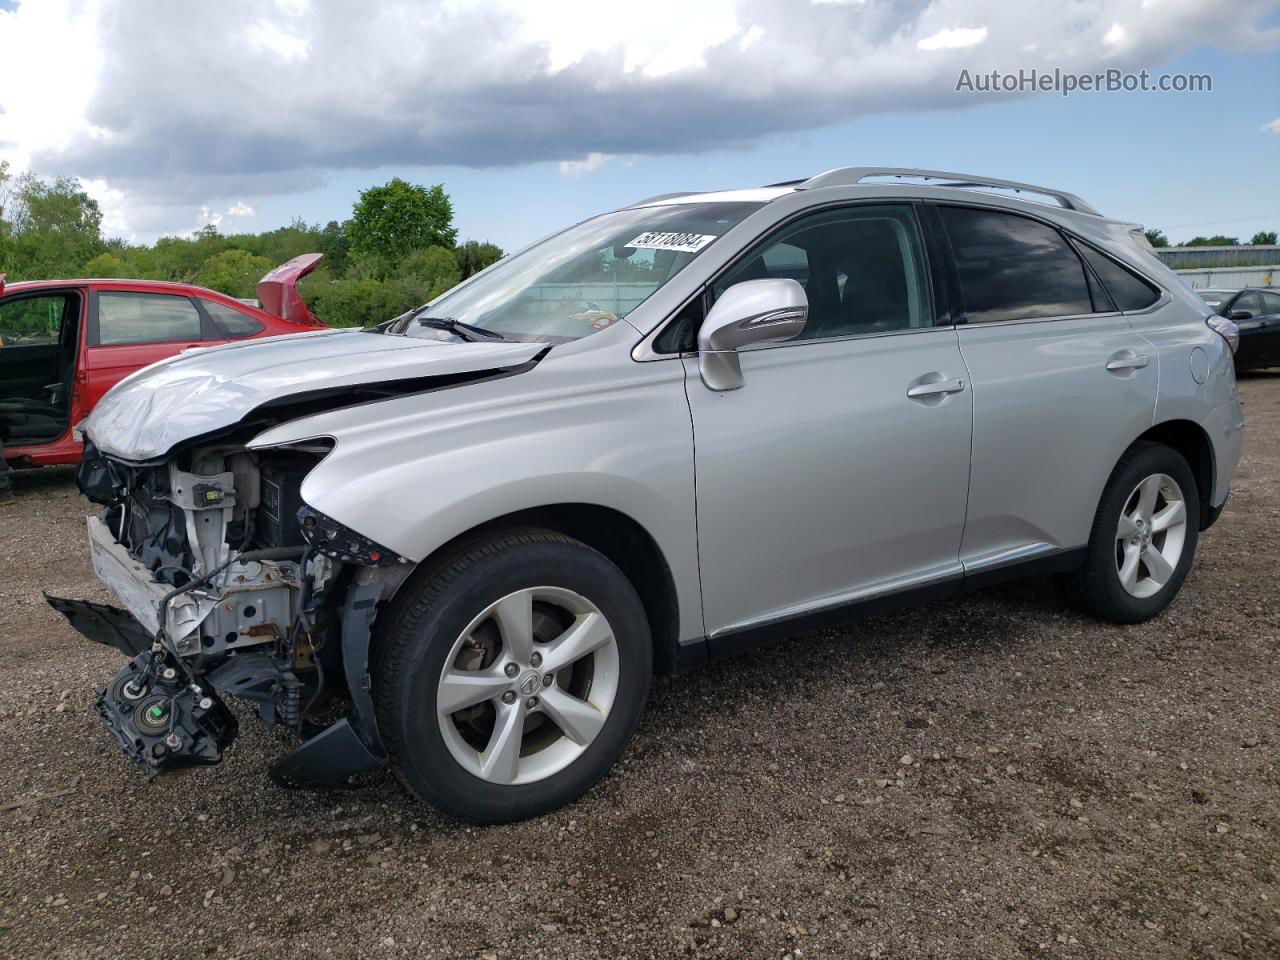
[0,164,503,327]
[1143,227,1278,248]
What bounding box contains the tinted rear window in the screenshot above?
[1075,244,1160,311]
[939,206,1093,323]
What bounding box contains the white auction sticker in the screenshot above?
[623,231,718,254]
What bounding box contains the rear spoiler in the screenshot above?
[257,253,323,326]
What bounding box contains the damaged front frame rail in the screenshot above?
[46,562,403,789]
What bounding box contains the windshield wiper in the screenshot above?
[415,316,514,342]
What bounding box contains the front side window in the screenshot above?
[97,292,202,346]
[939,206,1093,323]
[712,204,932,341]
[202,299,265,337]
[1227,291,1262,318]
[1260,291,1280,315]
[0,294,74,345]
[394,201,764,343]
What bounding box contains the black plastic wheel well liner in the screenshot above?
[1135,420,1216,529]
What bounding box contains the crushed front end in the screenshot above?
[51,439,410,786]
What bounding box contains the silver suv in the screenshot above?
[55,167,1244,823]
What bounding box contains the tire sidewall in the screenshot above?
[380,538,651,823]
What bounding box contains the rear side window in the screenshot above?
[938,206,1093,323]
[97,292,202,346]
[1075,244,1160,311]
[203,299,265,337]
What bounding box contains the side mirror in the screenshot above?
[697,278,808,391]
[1229,309,1254,321]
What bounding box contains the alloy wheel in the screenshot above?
[1115,473,1188,599]
[436,586,620,785]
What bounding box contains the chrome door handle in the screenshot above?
[1106,352,1150,371]
[906,378,965,398]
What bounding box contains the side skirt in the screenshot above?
[671,546,1087,672]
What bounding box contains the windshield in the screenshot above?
[393,201,763,342]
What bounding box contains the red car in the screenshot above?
[0,254,325,466]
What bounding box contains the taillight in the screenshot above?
[1207,315,1240,355]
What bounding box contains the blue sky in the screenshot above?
[1,0,1277,250]
[285,42,1280,250]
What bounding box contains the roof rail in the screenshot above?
[628,192,696,207]
[798,166,1101,216]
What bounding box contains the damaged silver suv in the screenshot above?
[54,167,1244,823]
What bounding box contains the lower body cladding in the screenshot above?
[48,444,410,787]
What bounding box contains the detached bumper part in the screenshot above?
[45,594,152,657]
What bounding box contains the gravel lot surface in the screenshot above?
[1,376,1277,960]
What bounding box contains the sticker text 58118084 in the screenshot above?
[623,232,718,254]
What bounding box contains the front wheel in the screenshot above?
[1066,442,1200,624]
[374,529,652,823]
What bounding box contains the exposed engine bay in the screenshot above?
[49,438,410,785]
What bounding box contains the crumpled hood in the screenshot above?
[85,328,544,461]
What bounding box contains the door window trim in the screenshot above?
[635,199,948,359]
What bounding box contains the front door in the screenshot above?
[684,203,973,638]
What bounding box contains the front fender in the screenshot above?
[249,346,704,641]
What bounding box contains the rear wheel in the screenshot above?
[1066,442,1200,623]
[374,529,651,823]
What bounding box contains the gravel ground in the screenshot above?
[1,376,1277,960]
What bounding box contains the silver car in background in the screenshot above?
[53,167,1244,823]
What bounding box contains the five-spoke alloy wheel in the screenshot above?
[1114,473,1188,599]
[1067,442,1200,624]
[374,529,651,823]
[436,586,620,786]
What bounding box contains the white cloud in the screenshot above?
[917,26,988,52]
[1264,117,1280,134]
[227,200,255,217]
[1103,22,1132,52]
[1,0,1276,239]
[558,153,634,178]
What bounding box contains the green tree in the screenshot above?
[1143,228,1169,248]
[349,178,456,266]
[2,172,105,277]
[82,252,129,277]
[455,239,504,279]
[196,249,274,299]
[1184,235,1239,247]
[1250,230,1278,245]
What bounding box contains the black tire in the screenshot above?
[1064,442,1200,624]
[374,528,651,823]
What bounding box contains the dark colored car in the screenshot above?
[0,254,325,466]
[1204,287,1280,372]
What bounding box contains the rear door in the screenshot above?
[84,288,208,408]
[932,203,1160,570]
